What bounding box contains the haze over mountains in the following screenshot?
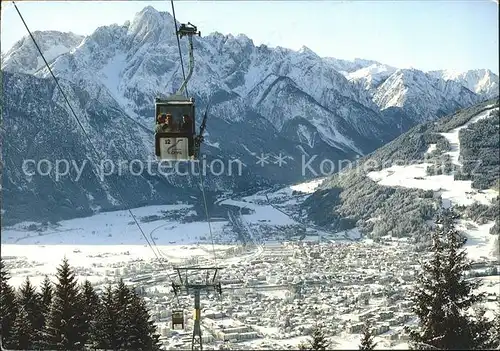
[1,6,499,225]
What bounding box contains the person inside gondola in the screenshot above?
[157,113,175,132]
[155,114,166,133]
[180,114,193,133]
[165,113,177,132]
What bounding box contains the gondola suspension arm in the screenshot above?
[174,22,210,159]
[175,23,200,97]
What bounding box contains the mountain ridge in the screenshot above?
[3,7,497,123]
[1,6,498,226]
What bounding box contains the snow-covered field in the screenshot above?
[0,176,340,286]
[367,106,500,261]
[2,204,223,245]
[289,177,327,194]
[239,177,326,205]
[1,165,498,350]
[220,198,296,226]
[367,163,497,208]
[456,220,499,262]
[0,183,315,290]
[2,244,168,288]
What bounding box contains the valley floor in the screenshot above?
[2,178,499,350]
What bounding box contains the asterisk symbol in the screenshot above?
[255,153,269,167]
[273,153,288,167]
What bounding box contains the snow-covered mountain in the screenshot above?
[339,63,496,123]
[1,5,497,225]
[428,69,499,99]
[335,59,498,101]
[335,61,498,122]
[4,6,493,151]
[1,31,84,75]
[345,63,397,92]
[373,68,482,122]
[324,57,383,76]
[3,9,395,153]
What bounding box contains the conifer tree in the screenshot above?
[491,300,500,349]
[0,259,18,349]
[359,322,377,350]
[36,274,54,348]
[79,280,100,346]
[127,289,161,351]
[301,324,330,351]
[20,277,45,330]
[92,280,160,350]
[11,277,45,348]
[91,284,119,350]
[406,227,445,349]
[44,257,85,350]
[10,306,35,350]
[407,209,493,350]
[34,276,54,350]
[40,275,53,314]
[114,279,135,348]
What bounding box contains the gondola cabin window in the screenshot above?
[155,105,194,133]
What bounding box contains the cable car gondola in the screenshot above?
[155,95,196,160]
[155,22,206,161]
[171,309,185,330]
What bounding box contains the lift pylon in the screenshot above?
[171,267,222,351]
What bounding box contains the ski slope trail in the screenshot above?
[439,105,498,166]
[368,105,499,209]
[367,105,499,261]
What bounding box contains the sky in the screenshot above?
[1,0,498,74]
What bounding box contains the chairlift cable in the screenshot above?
[11,1,172,279]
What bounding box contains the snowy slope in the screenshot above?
[367,106,499,208]
[302,98,499,250]
[366,105,499,259]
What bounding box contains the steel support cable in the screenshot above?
[197,164,218,266]
[169,0,189,98]
[11,2,175,281]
